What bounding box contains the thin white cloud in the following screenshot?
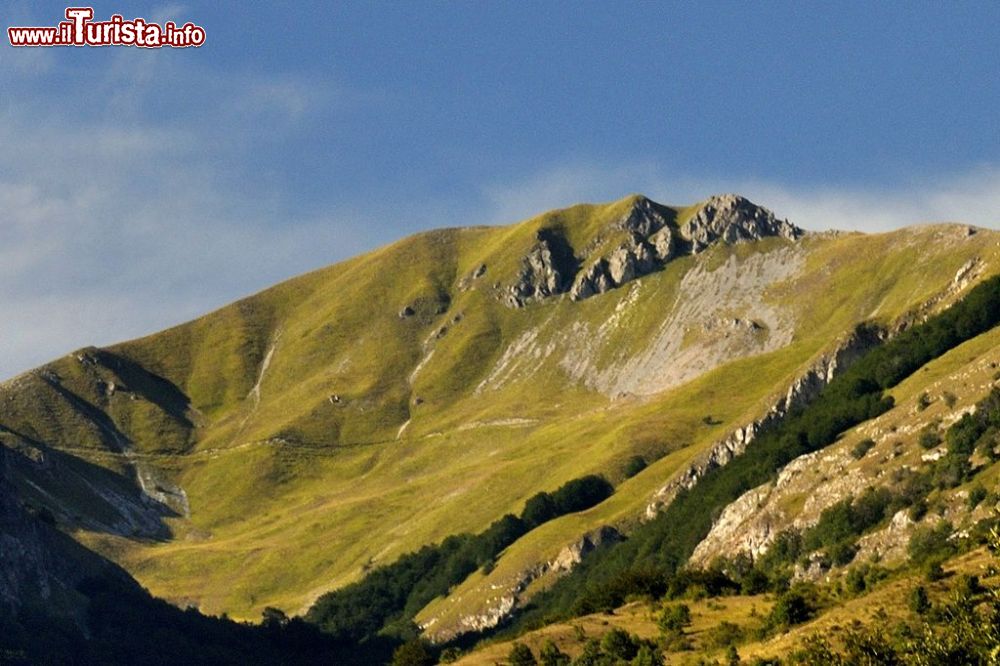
[476,161,1000,233]
[0,54,373,379]
[5,130,1000,380]
[734,168,1000,232]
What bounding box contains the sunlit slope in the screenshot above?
[0,193,996,621]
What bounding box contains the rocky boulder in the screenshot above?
[502,229,578,307]
[680,193,802,253]
[509,194,803,305]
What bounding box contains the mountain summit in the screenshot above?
[499,194,802,306]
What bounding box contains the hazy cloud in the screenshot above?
[476,161,1000,232]
[0,58,373,379]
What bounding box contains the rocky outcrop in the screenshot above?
[569,195,802,302]
[679,193,803,253]
[502,230,578,307]
[644,323,884,518]
[421,526,620,642]
[570,240,660,301]
[504,194,803,306]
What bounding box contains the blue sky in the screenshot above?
[2,1,999,378]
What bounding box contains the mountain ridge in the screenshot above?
[2,193,997,637]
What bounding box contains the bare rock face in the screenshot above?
[569,197,674,301]
[644,323,883,519]
[550,525,621,573]
[569,260,613,300]
[619,195,673,237]
[421,525,621,643]
[506,194,802,306]
[503,229,578,307]
[567,195,802,302]
[680,194,802,253]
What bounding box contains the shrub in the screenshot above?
[261,607,289,628]
[707,621,744,649]
[657,603,691,633]
[622,455,648,479]
[829,541,858,567]
[895,470,933,509]
[947,413,980,457]
[919,425,942,449]
[600,628,639,661]
[802,487,892,556]
[917,392,933,411]
[932,454,971,489]
[909,499,929,522]
[390,640,435,666]
[574,638,603,666]
[924,561,946,581]
[850,438,876,460]
[907,585,930,615]
[769,590,813,629]
[521,492,558,529]
[550,475,614,515]
[977,428,1000,461]
[507,642,537,666]
[908,521,954,564]
[538,639,570,666]
[631,644,664,666]
[845,566,867,595]
[968,485,988,509]
[439,647,463,663]
[955,574,983,600]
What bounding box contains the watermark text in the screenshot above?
[8,7,205,48]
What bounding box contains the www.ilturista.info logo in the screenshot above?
[8,7,205,48]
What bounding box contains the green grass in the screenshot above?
[2,193,999,629]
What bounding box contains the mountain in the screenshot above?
[3,193,1000,662]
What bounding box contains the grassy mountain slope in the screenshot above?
[451,298,1000,664]
[451,547,997,665]
[1,193,997,633]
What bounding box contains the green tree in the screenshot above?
[908,585,930,614]
[632,644,664,666]
[507,642,537,666]
[770,590,813,629]
[260,606,288,628]
[851,438,876,460]
[908,521,954,564]
[538,639,570,666]
[391,639,435,666]
[600,628,639,661]
[657,603,691,633]
[573,638,604,666]
[439,646,463,663]
[622,455,648,479]
[522,492,558,528]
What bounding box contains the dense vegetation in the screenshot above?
[306,475,613,649]
[506,273,1000,629]
[787,534,1000,664]
[503,628,663,666]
